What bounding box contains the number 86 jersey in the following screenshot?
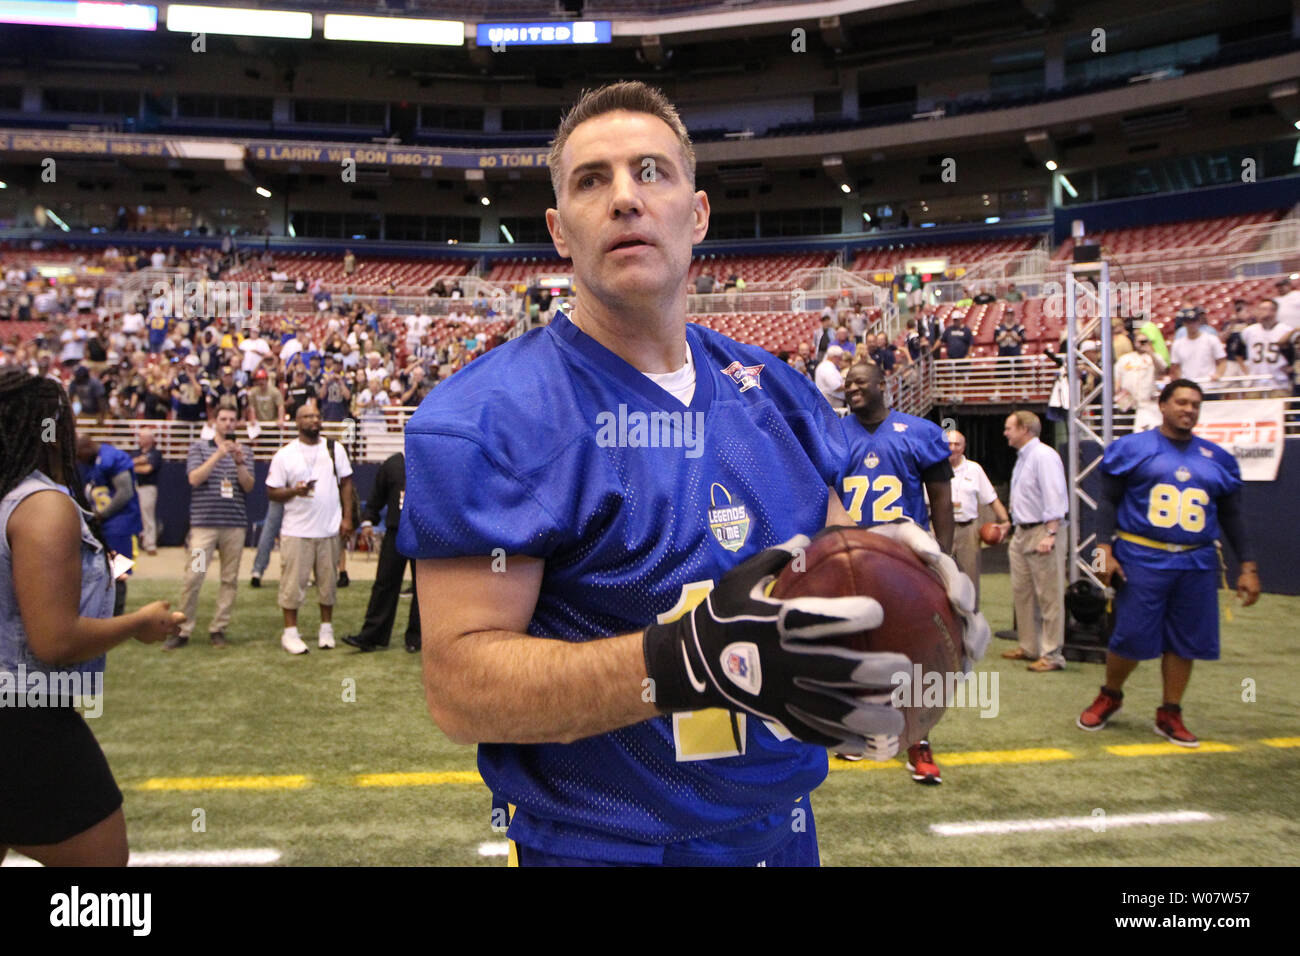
[1102,429,1242,570]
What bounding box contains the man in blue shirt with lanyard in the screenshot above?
[1078,380,1261,746]
[397,82,988,866]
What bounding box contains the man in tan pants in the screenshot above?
[168,407,255,649]
[946,429,1009,610]
[997,411,1068,672]
[266,403,354,655]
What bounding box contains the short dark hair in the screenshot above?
[548,81,694,198]
[1159,378,1202,404]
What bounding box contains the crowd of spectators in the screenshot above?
[0,244,517,432]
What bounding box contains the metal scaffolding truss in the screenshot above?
[1064,260,1114,588]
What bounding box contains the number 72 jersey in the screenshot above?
[838,410,950,528]
[1102,428,1242,570]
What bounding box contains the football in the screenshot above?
[979,522,1006,545]
[770,527,964,749]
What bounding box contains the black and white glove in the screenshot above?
[643,535,913,757]
[865,520,992,674]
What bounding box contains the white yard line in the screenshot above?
[930,810,1216,837]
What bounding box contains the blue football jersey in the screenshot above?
[1102,429,1242,570]
[838,411,950,528]
[398,312,847,865]
[80,443,142,557]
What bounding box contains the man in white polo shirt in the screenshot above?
[266,402,355,654]
[947,429,1010,610]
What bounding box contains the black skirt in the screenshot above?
[0,705,123,846]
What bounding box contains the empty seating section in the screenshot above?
[1052,212,1279,261]
[850,237,1040,274]
[690,312,826,354]
[687,252,833,286]
[487,258,573,284]
[225,253,471,290]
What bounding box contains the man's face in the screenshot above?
[296,405,321,439]
[1160,386,1202,433]
[215,409,238,438]
[546,110,709,309]
[844,364,883,411]
[1260,302,1279,326]
[1004,415,1028,448]
[948,433,965,465]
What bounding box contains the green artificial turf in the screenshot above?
[85,572,1299,866]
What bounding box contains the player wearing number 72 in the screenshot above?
[1078,379,1261,747]
[836,361,956,784]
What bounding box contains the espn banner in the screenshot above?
[1193,399,1285,481]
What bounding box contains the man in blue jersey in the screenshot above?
[1077,380,1260,746]
[397,81,989,866]
[837,361,955,784]
[75,436,143,617]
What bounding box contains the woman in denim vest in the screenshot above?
[0,369,183,866]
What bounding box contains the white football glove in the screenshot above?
[866,519,992,675]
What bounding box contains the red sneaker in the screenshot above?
[1077,687,1123,732]
[1154,705,1199,748]
[906,740,941,785]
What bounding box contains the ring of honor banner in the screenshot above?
[1193,399,1285,481]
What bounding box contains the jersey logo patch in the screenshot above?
[1175,466,1191,483]
[893,422,908,432]
[719,361,764,392]
[708,482,751,552]
[864,452,880,469]
[1200,447,1214,458]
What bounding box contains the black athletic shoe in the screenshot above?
[405,635,422,653]
[338,571,350,588]
[250,575,262,589]
[342,634,384,653]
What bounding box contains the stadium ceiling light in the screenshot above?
[0,180,7,189]
[165,5,312,40]
[1293,140,1300,167]
[255,186,272,198]
[323,13,463,46]
[984,216,1001,224]
[1045,160,1058,171]
[499,223,515,243]
[840,183,852,194]
[480,196,491,206]
[1059,174,1079,198]
[0,0,157,31]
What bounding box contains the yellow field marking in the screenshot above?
[128,738,1289,791]
[135,775,310,791]
[354,771,483,787]
[1106,742,1239,757]
[828,756,896,771]
[938,747,1075,767]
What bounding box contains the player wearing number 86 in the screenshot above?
[1078,380,1261,747]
